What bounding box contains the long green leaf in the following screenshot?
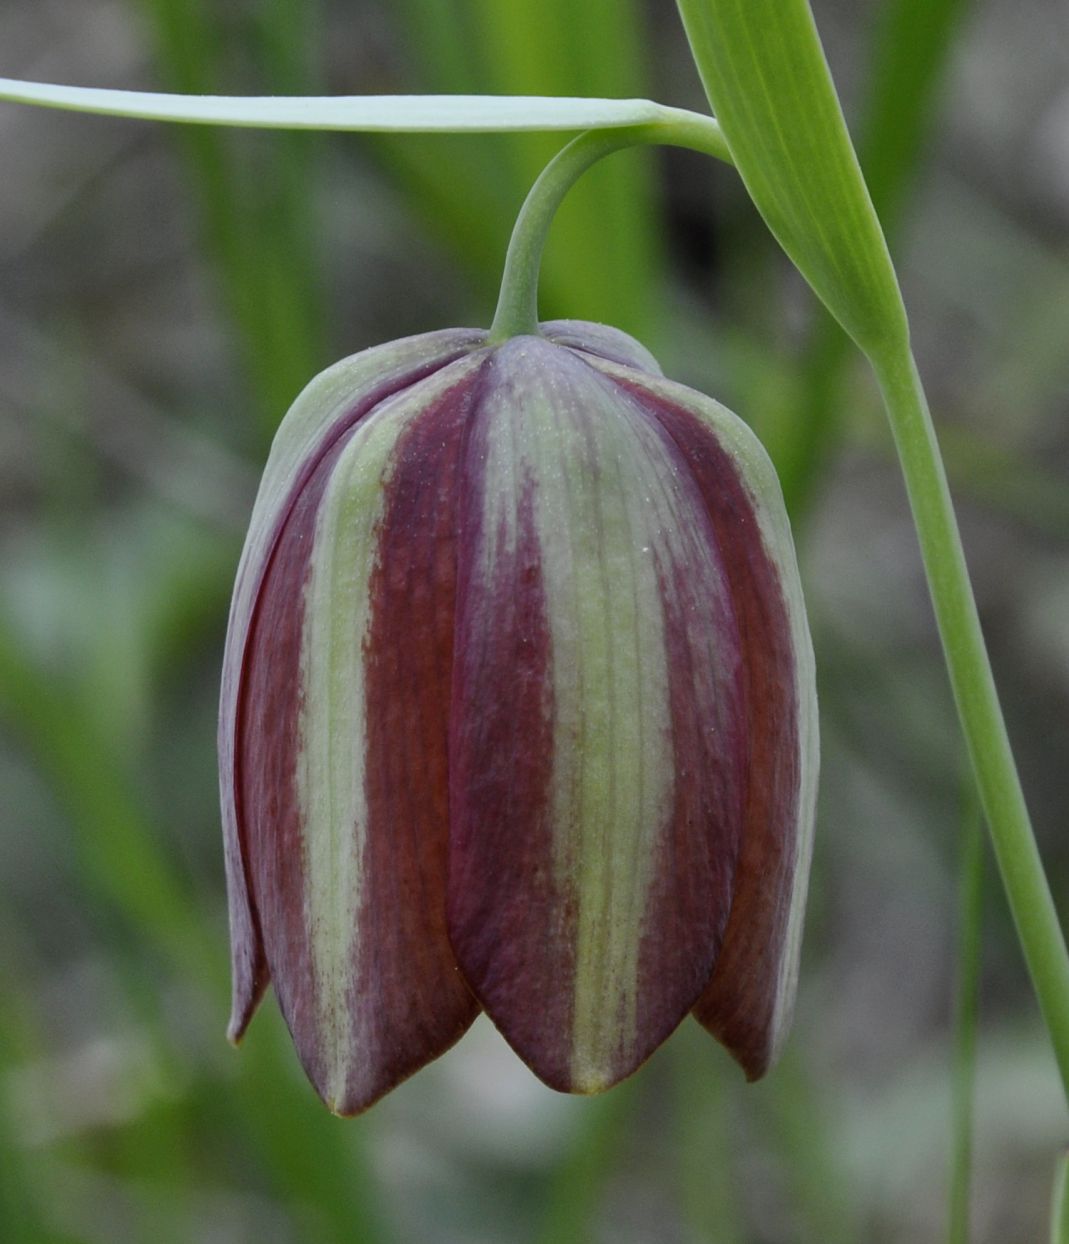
[675,0,907,354]
[774,0,972,517]
[0,78,710,132]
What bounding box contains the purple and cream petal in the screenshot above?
[449,338,747,1093]
[220,328,484,1039]
[584,357,819,1080]
[233,354,485,1114]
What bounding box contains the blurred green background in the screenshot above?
[1,1,1068,1240]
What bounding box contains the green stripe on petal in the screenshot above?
[297,402,398,1105]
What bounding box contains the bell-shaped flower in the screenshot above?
[219,321,818,1115]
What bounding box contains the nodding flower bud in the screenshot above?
[219,320,818,1115]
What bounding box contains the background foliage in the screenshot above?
[1,1,1068,1240]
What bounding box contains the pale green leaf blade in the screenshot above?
[0,78,706,132]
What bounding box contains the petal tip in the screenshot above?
[694,995,786,1084]
[563,1064,628,1097]
[226,981,264,1046]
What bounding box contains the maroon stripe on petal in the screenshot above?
[448,469,575,1090]
[629,384,801,1080]
[342,374,484,1113]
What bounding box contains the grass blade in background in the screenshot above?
[0,958,66,1244]
[132,0,326,438]
[672,1029,744,1244]
[756,1052,857,1244]
[1053,1152,1069,1244]
[0,615,392,1243]
[948,794,984,1244]
[0,619,203,965]
[467,0,659,339]
[533,1080,640,1244]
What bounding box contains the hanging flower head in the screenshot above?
[220,321,817,1115]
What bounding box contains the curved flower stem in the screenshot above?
[488,117,731,341]
[873,345,1069,1099]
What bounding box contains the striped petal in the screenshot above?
[220,328,484,1042]
[230,352,486,1114]
[585,357,819,1080]
[448,338,747,1093]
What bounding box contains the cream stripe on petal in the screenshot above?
[563,416,668,1087]
[296,354,482,1108]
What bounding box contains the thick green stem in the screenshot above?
[873,345,1069,1100]
[488,117,730,341]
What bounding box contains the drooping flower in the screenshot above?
[219,320,818,1115]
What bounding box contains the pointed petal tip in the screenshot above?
[295,1001,480,1119]
[514,1030,668,1097]
[546,1075,613,1098]
[227,959,268,1047]
[737,1046,772,1085]
[319,1083,397,1118]
[560,1062,634,1098]
[459,966,684,1098]
[481,1025,629,1098]
[695,1000,786,1084]
[323,1092,365,1120]
[226,990,262,1047]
